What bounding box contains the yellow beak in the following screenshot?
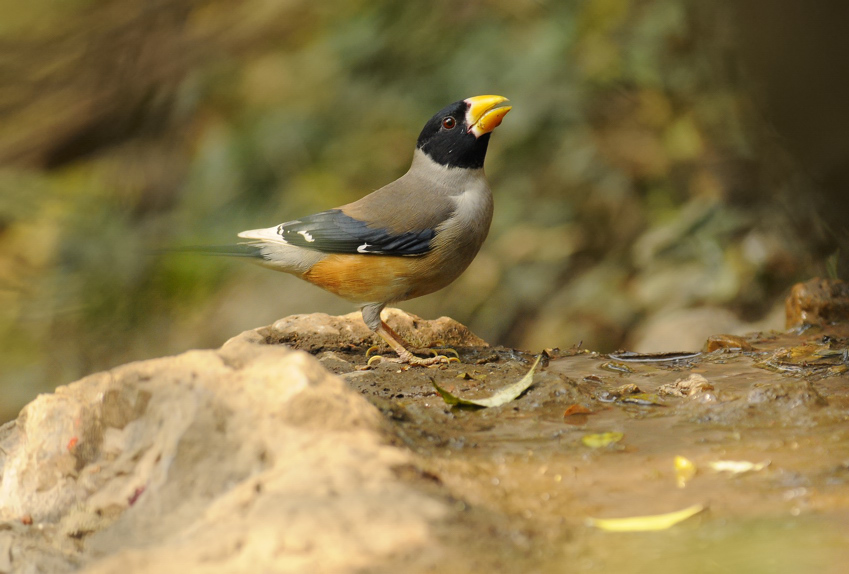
[465,95,511,138]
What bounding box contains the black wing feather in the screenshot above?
[278,209,435,256]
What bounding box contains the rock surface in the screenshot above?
[0,317,448,573]
[785,277,849,327]
[266,308,488,353]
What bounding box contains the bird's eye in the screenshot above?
[441,116,456,130]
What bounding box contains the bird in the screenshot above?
[236,95,511,365]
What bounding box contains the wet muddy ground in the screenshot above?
[281,320,849,573]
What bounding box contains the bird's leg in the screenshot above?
[378,322,460,360]
[361,304,457,366]
[374,322,448,365]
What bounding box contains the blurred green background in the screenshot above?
[2,0,848,421]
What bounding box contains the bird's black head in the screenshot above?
[416,95,511,169]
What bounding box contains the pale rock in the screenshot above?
[0,323,447,573]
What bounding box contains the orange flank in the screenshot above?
[303,254,417,303]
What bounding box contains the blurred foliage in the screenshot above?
[0,0,845,421]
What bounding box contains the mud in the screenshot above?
[279,318,849,573]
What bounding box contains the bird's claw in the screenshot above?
[421,347,459,359]
[365,345,382,358]
[366,352,459,367]
[407,353,459,366]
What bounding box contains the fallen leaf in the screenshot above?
[704,334,754,352]
[709,460,770,474]
[581,432,624,448]
[659,374,715,397]
[608,351,702,363]
[615,383,642,395]
[432,354,542,408]
[620,393,666,406]
[564,404,593,417]
[599,361,635,374]
[586,504,705,532]
[596,384,644,403]
[674,455,696,488]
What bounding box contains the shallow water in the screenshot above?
[317,324,849,572]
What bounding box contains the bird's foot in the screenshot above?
[422,346,460,360]
[366,320,462,366]
[366,348,459,367]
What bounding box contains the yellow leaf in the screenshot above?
[581,432,624,448]
[586,504,705,532]
[709,460,769,474]
[674,455,696,488]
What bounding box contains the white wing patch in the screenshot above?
[237,226,289,245]
[297,230,315,243]
[357,243,372,253]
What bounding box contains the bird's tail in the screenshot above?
[160,241,320,276]
[157,244,265,259]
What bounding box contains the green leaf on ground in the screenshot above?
[432,354,542,408]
